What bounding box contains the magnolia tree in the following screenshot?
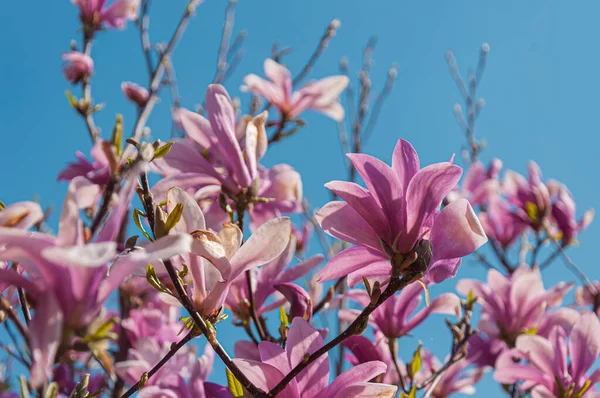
[0,1,599,398]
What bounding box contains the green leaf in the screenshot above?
[69,374,90,398]
[19,377,30,398]
[133,209,153,241]
[575,380,592,398]
[65,90,78,108]
[407,386,416,398]
[467,289,474,305]
[146,264,172,296]
[44,382,59,398]
[111,114,123,158]
[409,343,422,378]
[153,142,174,159]
[226,368,244,397]
[279,306,289,329]
[165,203,184,233]
[84,318,116,343]
[0,200,5,210]
[362,276,372,297]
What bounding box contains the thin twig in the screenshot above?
[212,0,238,84]
[548,233,599,297]
[292,19,341,86]
[268,274,416,396]
[0,299,31,349]
[362,65,398,144]
[120,332,194,398]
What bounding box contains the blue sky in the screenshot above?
[1,0,599,395]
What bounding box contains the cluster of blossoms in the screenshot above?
[0,1,598,398]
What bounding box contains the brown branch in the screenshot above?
[138,174,267,397]
[292,19,341,86]
[268,274,416,396]
[120,331,194,398]
[129,0,200,144]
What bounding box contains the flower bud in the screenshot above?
[121,81,149,107]
[62,52,94,84]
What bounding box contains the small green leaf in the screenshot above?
[153,142,174,159]
[44,382,59,398]
[19,377,30,398]
[139,372,149,388]
[525,201,538,222]
[409,343,422,379]
[0,200,5,210]
[467,289,474,305]
[165,203,184,233]
[146,264,173,296]
[84,318,116,343]
[65,90,78,108]
[362,276,372,297]
[574,380,592,398]
[226,368,244,397]
[133,209,153,241]
[69,374,90,398]
[111,114,123,158]
[279,306,289,329]
[407,386,416,398]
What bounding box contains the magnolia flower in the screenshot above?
[457,267,579,368]
[142,187,292,318]
[71,0,140,30]
[121,81,149,107]
[494,313,600,398]
[575,282,600,316]
[225,233,323,320]
[547,180,594,246]
[340,282,461,338]
[447,158,503,206]
[242,59,349,121]
[121,307,182,347]
[317,139,488,284]
[57,139,127,185]
[503,162,552,231]
[62,52,94,84]
[233,317,398,397]
[0,201,43,230]
[478,198,528,250]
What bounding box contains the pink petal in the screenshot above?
[258,341,291,374]
[391,139,420,194]
[41,242,115,268]
[173,108,214,149]
[346,153,403,236]
[325,180,391,242]
[515,335,557,378]
[275,283,312,321]
[287,317,329,397]
[317,361,388,398]
[569,312,600,381]
[333,383,398,398]
[425,258,461,284]
[217,222,243,260]
[30,292,63,389]
[205,84,251,188]
[315,201,381,250]
[430,198,487,260]
[405,163,462,248]
[0,201,44,230]
[277,254,324,284]
[264,59,292,92]
[317,245,388,283]
[231,359,298,398]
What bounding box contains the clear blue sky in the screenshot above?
[1,1,599,396]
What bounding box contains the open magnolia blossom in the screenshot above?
[317,138,488,284]
[494,313,600,398]
[71,0,140,30]
[233,317,398,398]
[242,59,349,122]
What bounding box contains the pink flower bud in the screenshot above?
[121,81,149,107]
[62,51,93,84]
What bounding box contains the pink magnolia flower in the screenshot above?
[225,233,323,319]
[478,198,528,250]
[457,267,579,367]
[58,139,114,185]
[121,81,149,107]
[121,306,182,347]
[414,350,486,397]
[0,165,192,330]
[62,51,94,84]
[343,332,400,385]
[143,187,292,318]
[495,313,600,398]
[317,139,488,284]
[575,282,600,316]
[547,180,594,246]
[71,0,140,30]
[340,282,461,338]
[447,158,503,206]
[503,161,552,231]
[242,59,349,121]
[233,317,398,397]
